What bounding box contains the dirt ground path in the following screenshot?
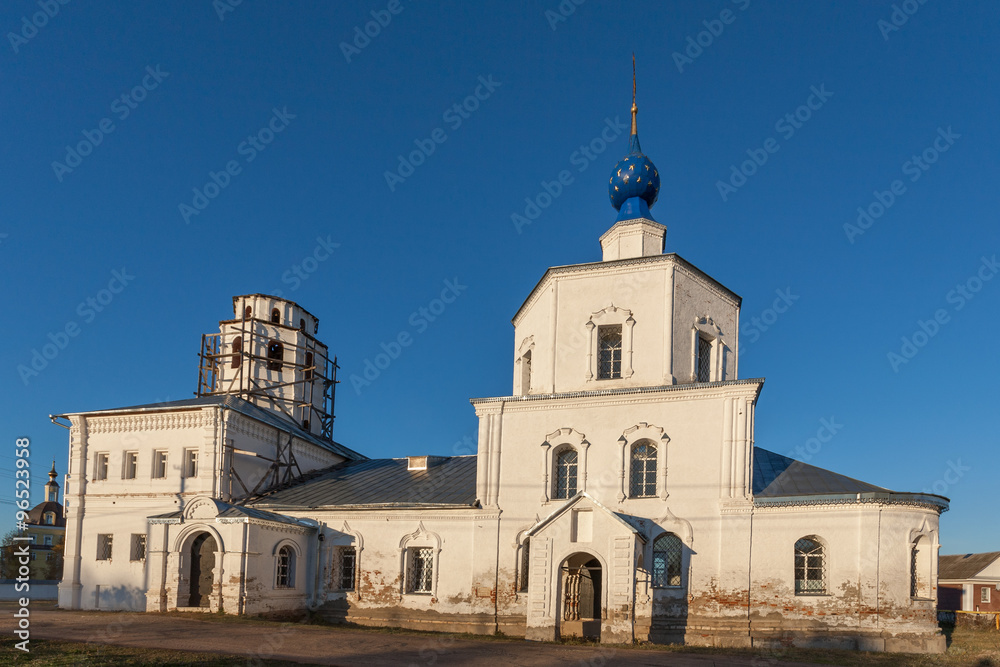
[1,605,825,666]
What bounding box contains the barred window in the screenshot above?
[629,441,657,498]
[130,534,146,561]
[598,325,623,379]
[519,539,530,592]
[794,536,826,594]
[910,543,918,597]
[652,533,682,587]
[407,547,433,593]
[276,546,295,588]
[97,534,113,561]
[338,546,356,591]
[696,336,712,382]
[554,449,578,499]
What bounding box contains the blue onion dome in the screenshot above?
[609,94,660,221]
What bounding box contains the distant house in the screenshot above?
[938,552,1000,612]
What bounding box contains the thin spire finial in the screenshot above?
[631,53,638,136]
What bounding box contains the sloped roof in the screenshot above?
[249,456,478,509]
[525,491,647,543]
[939,552,1000,580]
[147,500,312,528]
[27,501,65,528]
[753,447,889,497]
[58,394,364,461]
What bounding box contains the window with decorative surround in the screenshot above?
[406,547,433,594]
[652,533,682,587]
[794,536,826,595]
[695,336,712,382]
[629,441,657,498]
[585,306,635,382]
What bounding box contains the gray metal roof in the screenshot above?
[147,500,312,527]
[58,394,365,461]
[753,447,889,497]
[249,456,478,509]
[939,552,1000,580]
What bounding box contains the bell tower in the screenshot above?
[195,294,337,439]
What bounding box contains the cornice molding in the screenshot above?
[87,411,210,434]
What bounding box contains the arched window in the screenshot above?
[598,325,623,379]
[518,538,530,592]
[244,305,252,319]
[554,449,578,499]
[794,536,826,594]
[629,441,657,498]
[304,352,313,380]
[231,336,242,368]
[652,533,682,587]
[271,308,281,324]
[276,545,295,588]
[299,318,305,331]
[267,341,283,371]
[696,335,712,382]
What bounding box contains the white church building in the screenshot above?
[53,92,948,653]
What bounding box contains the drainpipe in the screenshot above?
[238,519,249,615]
[308,522,325,611]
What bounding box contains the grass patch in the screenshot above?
[0,637,299,665]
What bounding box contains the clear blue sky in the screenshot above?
[2,2,997,553]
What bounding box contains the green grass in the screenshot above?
[0,637,300,665]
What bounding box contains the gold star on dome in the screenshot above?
[636,177,641,183]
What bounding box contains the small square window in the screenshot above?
[43,535,52,546]
[94,452,109,481]
[152,451,168,479]
[183,449,198,478]
[130,534,146,562]
[97,534,113,561]
[123,451,138,479]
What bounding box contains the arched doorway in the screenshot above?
[188,533,217,607]
[559,553,602,640]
